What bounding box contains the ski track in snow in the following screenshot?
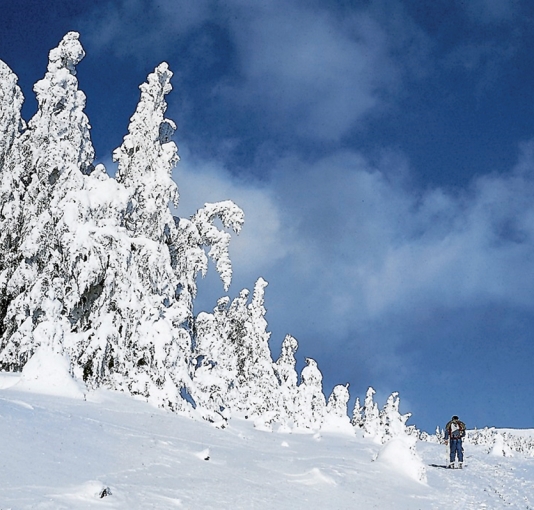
[1,387,533,509]
[421,442,534,509]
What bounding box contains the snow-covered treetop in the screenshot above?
[301,358,323,387]
[249,277,268,323]
[113,62,179,241]
[30,31,94,177]
[46,31,85,75]
[114,62,178,181]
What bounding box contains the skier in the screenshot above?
[444,415,466,468]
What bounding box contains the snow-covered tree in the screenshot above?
[362,387,382,441]
[191,297,235,424]
[74,63,190,410]
[351,397,364,428]
[222,287,250,411]
[113,62,178,243]
[295,358,326,430]
[72,63,243,412]
[326,384,350,419]
[356,388,411,443]
[192,278,279,425]
[322,383,353,433]
[0,59,25,338]
[0,32,97,368]
[380,391,411,440]
[273,334,299,427]
[237,278,279,423]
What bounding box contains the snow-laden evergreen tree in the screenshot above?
[192,286,251,416]
[380,391,411,441]
[77,63,243,410]
[113,62,178,243]
[0,59,25,338]
[362,386,382,441]
[326,384,350,418]
[435,425,444,444]
[192,278,280,426]
[75,61,192,409]
[0,32,97,368]
[236,278,280,425]
[295,358,326,430]
[273,334,299,428]
[191,297,235,424]
[356,388,411,442]
[322,383,353,433]
[351,397,364,428]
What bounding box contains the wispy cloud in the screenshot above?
[82,0,428,145]
[221,2,396,140]
[82,0,212,61]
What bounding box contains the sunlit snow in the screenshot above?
[0,369,533,509]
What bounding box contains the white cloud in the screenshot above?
[82,0,426,142]
[221,1,401,140]
[369,164,534,315]
[83,0,212,59]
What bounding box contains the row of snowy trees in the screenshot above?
[429,426,534,457]
[0,32,410,438]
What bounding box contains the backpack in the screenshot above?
[447,419,466,439]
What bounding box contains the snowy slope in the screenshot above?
[1,373,533,509]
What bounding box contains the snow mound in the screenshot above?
[375,435,427,484]
[14,348,87,399]
[54,480,113,502]
[490,433,515,457]
[195,448,210,461]
[0,372,21,389]
[287,467,336,486]
[321,414,355,435]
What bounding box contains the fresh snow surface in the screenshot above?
[1,374,534,509]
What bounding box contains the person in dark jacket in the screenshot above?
[444,415,466,468]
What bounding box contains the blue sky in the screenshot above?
[2,0,534,432]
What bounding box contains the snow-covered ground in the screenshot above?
[1,370,533,509]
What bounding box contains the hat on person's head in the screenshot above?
[452,415,459,420]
